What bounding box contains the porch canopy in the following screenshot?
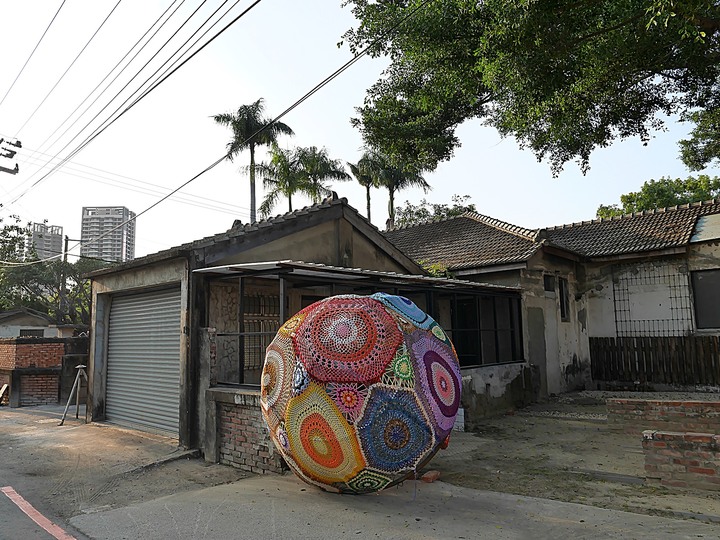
[194,259,519,290]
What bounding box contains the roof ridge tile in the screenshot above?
[463,211,538,240]
[545,197,720,230]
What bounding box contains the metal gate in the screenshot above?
[106,288,181,436]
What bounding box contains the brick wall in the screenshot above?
[0,341,17,369]
[0,339,64,369]
[217,393,285,474]
[19,374,58,406]
[608,399,720,434]
[643,431,720,491]
[0,338,72,407]
[15,342,64,368]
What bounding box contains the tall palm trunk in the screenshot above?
[366,186,372,222]
[249,144,257,223]
[388,188,395,227]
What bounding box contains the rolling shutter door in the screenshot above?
[106,288,181,436]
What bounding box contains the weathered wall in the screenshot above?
[0,325,57,338]
[643,431,720,490]
[582,259,694,338]
[688,240,720,272]
[460,363,537,427]
[205,387,285,473]
[522,252,590,396]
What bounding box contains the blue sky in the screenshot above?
[1,0,718,258]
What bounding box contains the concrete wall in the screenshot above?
[215,218,411,275]
[460,363,537,427]
[522,253,590,396]
[0,325,57,338]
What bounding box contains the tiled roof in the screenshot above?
[384,213,541,270]
[384,199,720,270]
[542,199,720,257]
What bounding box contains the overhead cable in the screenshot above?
[13,0,124,137]
[0,0,68,112]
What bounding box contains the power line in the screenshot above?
[5,0,189,199]
[12,145,253,216]
[31,0,187,161]
[0,0,67,112]
[5,0,436,267]
[7,0,254,207]
[61,0,437,263]
[13,0,124,137]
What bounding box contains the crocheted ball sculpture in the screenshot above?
[260,293,462,494]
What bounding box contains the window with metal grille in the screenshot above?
[19,329,45,337]
[239,294,280,385]
[612,262,693,337]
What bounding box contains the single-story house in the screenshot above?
[84,196,525,470]
[0,307,69,338]
[385,198,720,397]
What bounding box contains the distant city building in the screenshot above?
[80,206,136,262]
[27,222,63,260]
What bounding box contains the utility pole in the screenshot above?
[60,235,81,323]
[0,137,21,175]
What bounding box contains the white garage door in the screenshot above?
[106,288,181,436]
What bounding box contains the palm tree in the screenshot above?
[376,155,430,228]
[256,144,306,218]
[212,98,293,223]
[296,146,350,203]
[348,150,381,222]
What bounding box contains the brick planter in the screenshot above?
[643,430,720,491]
[608,399,720,434]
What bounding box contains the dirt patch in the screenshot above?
[0,405,249,519]
[431,391,720,522]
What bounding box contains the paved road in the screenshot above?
[0,486,71,540]
[70,474,720,540]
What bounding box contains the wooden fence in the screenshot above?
[590,336,720,386]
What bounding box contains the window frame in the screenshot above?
[691,269,720,329]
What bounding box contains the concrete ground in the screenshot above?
[1,396,720,539]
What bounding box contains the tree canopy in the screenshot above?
[342,1,720,174]
[212,98,293,223]
[596,175,720,217]
[393,195,476,228]
[0,217,109,325]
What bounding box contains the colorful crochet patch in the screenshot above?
[260,293,461,494]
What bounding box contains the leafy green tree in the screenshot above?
[596,175,720,218]
[295,146,350,203]
[680,108,720,170]
[257,144,305,217]
[0,215,30,262]
[213,98,294,223]
[0,257,108,325]
[343,1,720,174]
[394,195,477,228]
[347,150,382,221]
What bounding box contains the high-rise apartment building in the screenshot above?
[80,206,136,262]
[27,222,63,260]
